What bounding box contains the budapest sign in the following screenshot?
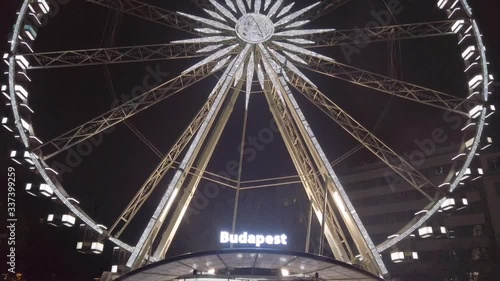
[220,231,288,247]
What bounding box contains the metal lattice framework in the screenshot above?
[260,61,356,266]
[285,69,442,200]
[297,20,458,47]
[24,43,216,68]
[294,0,354,23]
[5,0,492,279]
[86,0,203,34]
[292,53,476,115]
[35,59,225,160]
[258,45,384,273]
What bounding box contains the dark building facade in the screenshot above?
[338,147,500,281]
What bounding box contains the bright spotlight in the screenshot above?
[281,268,289,277]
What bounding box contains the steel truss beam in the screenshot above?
[127,45,251,269]
[295,20,457,47]
[25,43,210,69]
[259,45,387,275]
[192,0,351,21]
[168,163,238,189]
[295,54,476,116]
[87,0,203,34]
[108,83,235,238]
[153,77,245,260]
[262,69,353,264]
[296,0,353,22]
[286,69,440,200]
[259,45,384,274]
[35,60,224,160]
[258,48,355,266]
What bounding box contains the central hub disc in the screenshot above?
[236,13,274,44]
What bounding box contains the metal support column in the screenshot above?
[127,45,250,269]
[152,79,245,259]
[305,202,313,253]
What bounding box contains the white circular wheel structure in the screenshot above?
[4,0,493,277]
[236,13,274,43]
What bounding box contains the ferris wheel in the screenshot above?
[4,0,494,278]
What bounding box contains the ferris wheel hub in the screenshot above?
[236,13,274,44]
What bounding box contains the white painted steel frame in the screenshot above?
[153,77,246,260]
[126,44,251,269]
[5,0,490,277]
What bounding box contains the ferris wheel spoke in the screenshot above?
[297,54,477,116]
[25,43,211,69]
[34,60,225,161]
[294,0,353,23]
[285,69,444,201]
[291,20,458,47]
[86,0,202,35]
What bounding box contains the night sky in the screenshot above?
[1,0,499,280]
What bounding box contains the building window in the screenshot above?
[298,214,304,224]
[283,198,290,207]
[481,248,489,260]
[473,225,484,237]
[488,158,499,171]
[468,272,480,281]
[471,247,489,260]
[471,248,481,260]
[435,166,444,176]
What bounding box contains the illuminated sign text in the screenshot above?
[220,231,287,247]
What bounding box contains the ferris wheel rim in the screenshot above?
[5,0,491,271]
[376,0,490,252]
